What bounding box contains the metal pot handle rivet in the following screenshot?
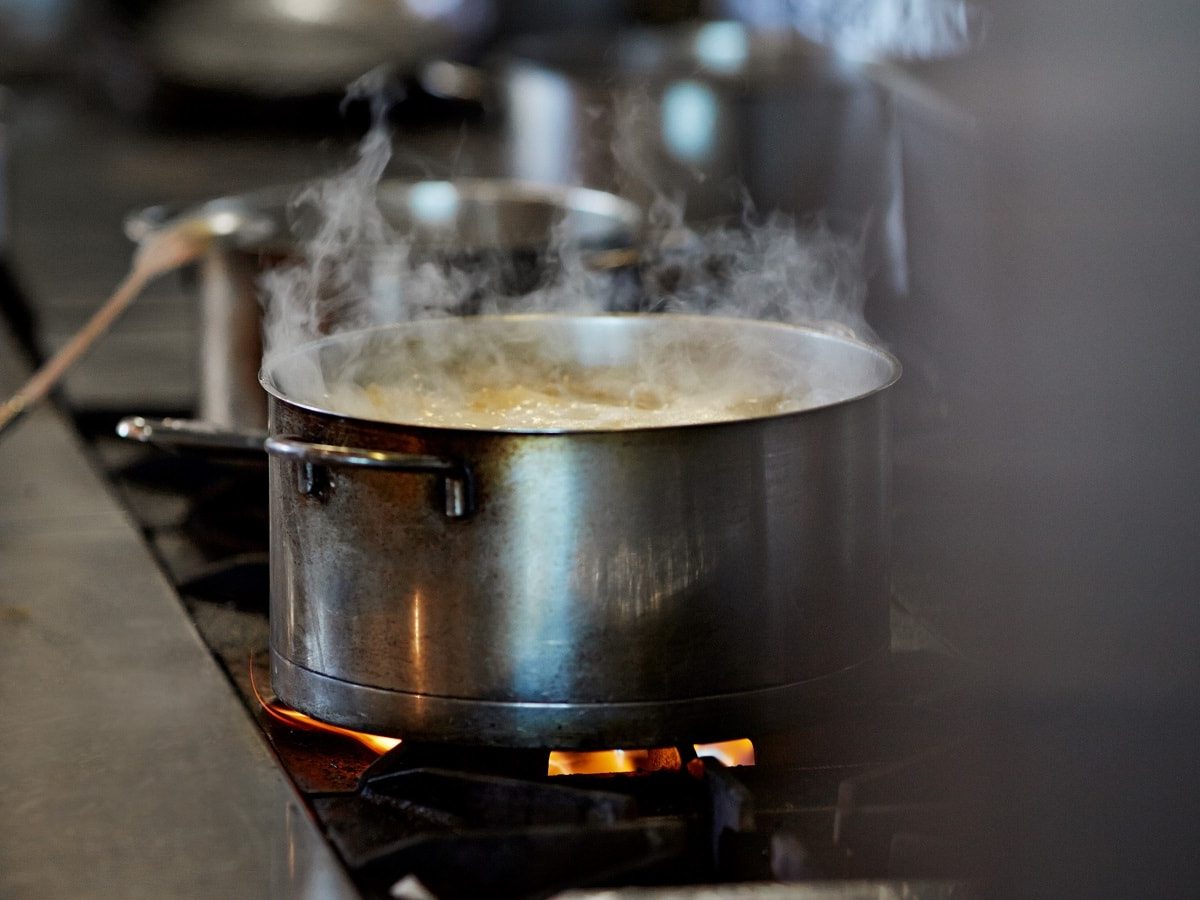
[264,435,474,519]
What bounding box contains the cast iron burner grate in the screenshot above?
[299,735,987,899]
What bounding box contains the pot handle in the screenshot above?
[264,435,474,520]
[117,416,268,455]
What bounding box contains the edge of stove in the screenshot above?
[0,322,358,898]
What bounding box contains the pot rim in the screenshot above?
[258,312,901,436]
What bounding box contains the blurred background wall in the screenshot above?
[886,0,1200,704]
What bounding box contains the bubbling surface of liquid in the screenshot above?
[271,316,874,433]
[325,366,799,430]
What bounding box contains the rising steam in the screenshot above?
[637,202,870,339]
[257,67,889,429]
[259,68,402,357]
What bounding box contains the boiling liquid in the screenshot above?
[324,363,800,430]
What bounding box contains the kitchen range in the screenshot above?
[3,327,989,900]
[4,4,1200,899]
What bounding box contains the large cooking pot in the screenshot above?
[260,313,900,748]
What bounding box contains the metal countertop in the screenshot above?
[0,327,358,899]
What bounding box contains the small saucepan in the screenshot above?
[126,179,643,430]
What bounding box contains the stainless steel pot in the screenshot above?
[127,179,642,430]
[260,313,900,748]
[426,22,907,287]
[135,0,494,97]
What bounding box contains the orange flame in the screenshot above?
[250,667,401,755]
[694,738,756,768]
[547,748,640,776]
[250,663,753,771]
[547,739,755,776]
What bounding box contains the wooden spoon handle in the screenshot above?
[0,226,211,438]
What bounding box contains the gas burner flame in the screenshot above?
[250,666,401,755]
[251,663,753,771]
[694,739,757,768]
[548,740,755,776]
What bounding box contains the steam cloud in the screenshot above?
[260,126,873,361]
[260,70,400,358]
[259,0,988,364]
[257,66,888,427]
[634,198,870,340]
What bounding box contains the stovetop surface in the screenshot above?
[0,309,359,900]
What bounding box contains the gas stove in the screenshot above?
[60,411,987,899]
[0,86,982,900]
[0,164,1030,897]
[12,302,1186,900]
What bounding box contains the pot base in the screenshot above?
[271,647,892,749]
